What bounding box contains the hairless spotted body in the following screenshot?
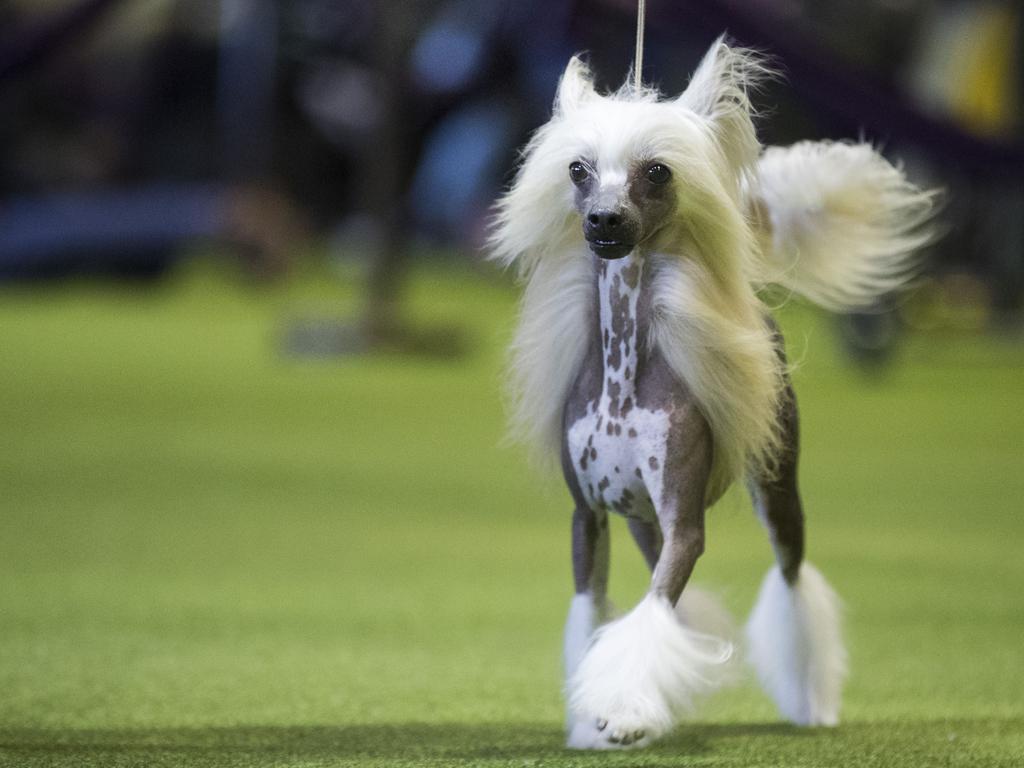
[564,251,804,599]
[490,37,935,750]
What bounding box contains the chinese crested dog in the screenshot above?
[490,38,935,749]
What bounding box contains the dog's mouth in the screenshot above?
[586,238,635,260]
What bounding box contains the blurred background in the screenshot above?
[1,1,1023,765]
[2,0,1023,343]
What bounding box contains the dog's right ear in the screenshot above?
[554,56,594,115]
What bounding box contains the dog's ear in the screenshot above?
[677,37,766,173]
[555,56,595,115]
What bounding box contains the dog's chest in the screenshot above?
[567,257,669,519]
[568,405,669,520]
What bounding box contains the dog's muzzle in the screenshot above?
[584,208,638,260]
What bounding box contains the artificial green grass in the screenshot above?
[1,257,1022,767]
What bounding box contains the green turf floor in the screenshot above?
[1,258,1022,767]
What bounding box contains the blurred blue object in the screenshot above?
[411,21,486,95]
[0,185,224,278]
[409,101,515,237]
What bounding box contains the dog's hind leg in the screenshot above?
[750,379,805,583]
[746,380,848,726]
[626,518,662,571]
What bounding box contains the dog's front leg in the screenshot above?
[564,504,610,747]
[568,406,731,749]
[651,398,717,597]
[650,422,711,607]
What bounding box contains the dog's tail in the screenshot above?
[749,140,939,310]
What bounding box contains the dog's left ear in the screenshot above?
[677,36,766,173]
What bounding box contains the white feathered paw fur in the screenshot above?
[745,562,848,726]
[566,591,734,749]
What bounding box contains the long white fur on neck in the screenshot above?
[649,254,783,499]
[568,593,732,745]
[746,563,847,726]
[505,250,594,469]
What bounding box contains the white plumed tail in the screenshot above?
[568,593,732,748]
[745,563,847,726]
[752,140,938,310]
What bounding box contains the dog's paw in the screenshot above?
[568,594,732,749]
[598,718,649,749]
[566,717,649,750]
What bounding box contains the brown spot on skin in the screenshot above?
[635,468,643,479]
[598,477,610,492]
[605,273,633,373]
[590,447,597,461]
[622,262,641,290]
[611,489,635,515]
[596,415,603,431]
[606,323,622,368]
[606,378,622,417]
[621,396,634,416]
[628,428,638,438]
[614,423,622,436]
[614,466,620,473]
[606,421,614,436]
[649,456,660,470]
[579,452,588,470]
[624,366,631,379]
[603,328,609,349]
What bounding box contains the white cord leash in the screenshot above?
[634,0,646,90]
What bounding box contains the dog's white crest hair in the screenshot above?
[489,37,936,494]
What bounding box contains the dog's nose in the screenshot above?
[587,209,622,234]
[588,210,621,229]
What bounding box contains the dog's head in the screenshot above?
[491,38,767,270]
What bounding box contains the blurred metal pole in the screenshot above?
[281,0,466,358]
[217,0,278,182]
[362,2,418,342]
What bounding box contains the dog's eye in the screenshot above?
[569,162,589,185]
[646,163,671,185]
